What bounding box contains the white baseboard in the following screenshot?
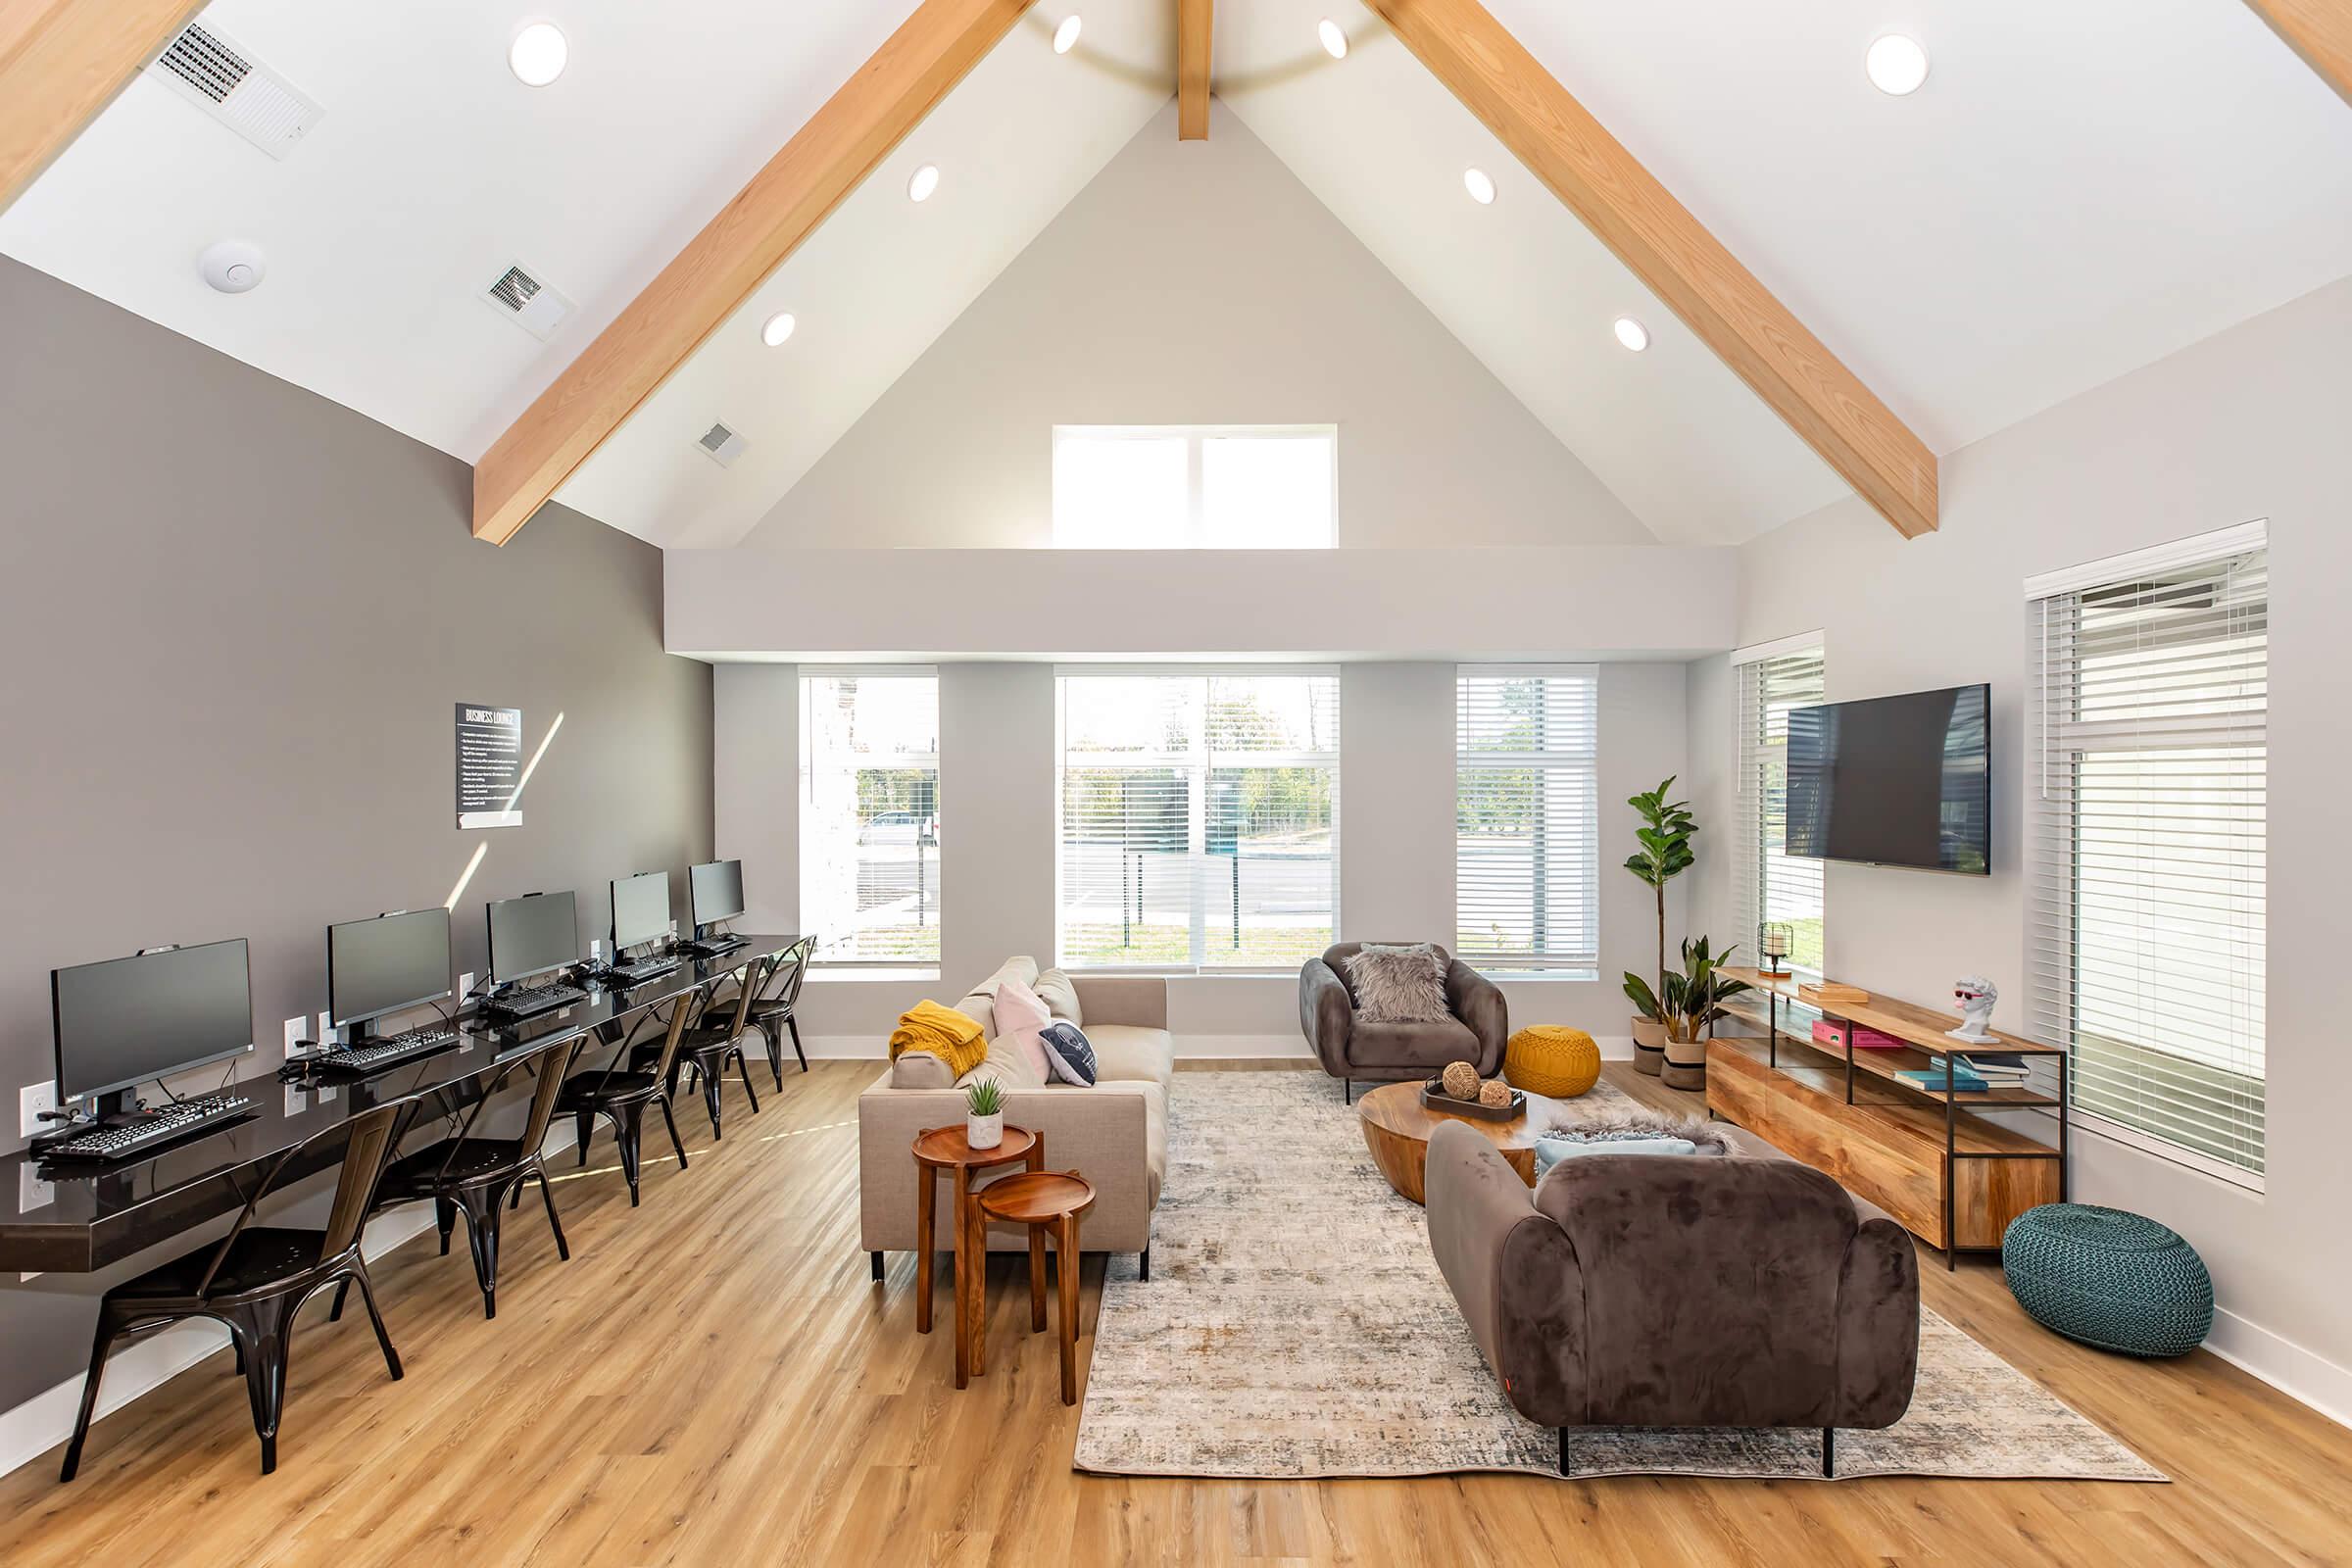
[0,1123,577,1481]
[809,1033,1639,1061]
[2205,1307,2352,1431]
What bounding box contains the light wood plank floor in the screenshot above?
[3,1061,2347,1567]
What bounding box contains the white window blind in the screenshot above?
[2026,531,2267,1187]
[799,670,941,967]
[1052,426,1337,547]
[1734,638,1827,974]
[1056,669,1339,970]
[1455,666,1598,975]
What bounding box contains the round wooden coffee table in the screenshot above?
[1356,1081,1563,1204]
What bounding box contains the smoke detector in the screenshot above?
[479,262,574,341]
[146,22,323,160]
[199,240,268,294]
[697,422,749,467]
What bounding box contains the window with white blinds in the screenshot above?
[2026,526,2267,1187]
[799,670,941,967]
[1455,667,1599,975]
[1734,638,1827,975]
[1056,669,1339,970]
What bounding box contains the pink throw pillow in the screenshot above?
[992,977,1053,1082]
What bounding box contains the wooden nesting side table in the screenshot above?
[911,1124,1042,1389]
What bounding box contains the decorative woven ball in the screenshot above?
[1441,1060,1480,1101]
[1503,1025,1601,1098]
[1477,1079,1513,1108]
[2002,1203,2215,1357]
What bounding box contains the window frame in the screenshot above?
[1732,633,1828,980]
[1453,663,1600,979]
[1050,424,1340,549]
[797,665,944,976]
[2025,522,2268,1191]
[1054,664,1342,974]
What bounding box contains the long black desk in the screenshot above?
[0,934,800,1276]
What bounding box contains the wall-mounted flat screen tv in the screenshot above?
[1785,683,1990,875]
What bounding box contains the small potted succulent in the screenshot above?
[964,1078,1004,1150]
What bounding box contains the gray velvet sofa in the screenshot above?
[1298,941,1506,1099]
[1424,1119,1919,1475]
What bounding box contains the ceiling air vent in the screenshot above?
[478,263,575,341]
[146,23,322,160]
[698,422,749,468]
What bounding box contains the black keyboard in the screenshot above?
[481,982,588,1019]
[609,956,679,985]
[311,1027,460,1075]
[680,935,747,956]
[39,1093,256,1162]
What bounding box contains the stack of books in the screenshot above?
[1895,1052,2033,1094]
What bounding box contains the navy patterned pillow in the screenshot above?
[1038,1021,1098,1086]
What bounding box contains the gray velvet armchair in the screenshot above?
[1424,1120,1919,1476]
[1298,942,1506,1100]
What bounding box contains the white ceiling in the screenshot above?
[8,0,2351,548]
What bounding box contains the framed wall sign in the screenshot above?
[456,704,525,828]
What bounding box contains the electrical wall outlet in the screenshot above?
[20,1081,57,1139]
[282,1016,307,1059]
[318,1011,335,1049]
[589,938,602,961]
[458,971,475,999]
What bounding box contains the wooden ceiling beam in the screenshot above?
[471,0,1037,545]
[0,0,206,215]
[1363,0,1938,538]
[1177,0,1213,139]
[2242,0,2352,106]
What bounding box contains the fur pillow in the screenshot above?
[1344,943,1451,1024]
[1539,1109,1741,1154]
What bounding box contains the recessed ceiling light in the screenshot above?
[1054,14,1082,54]
[1612,316,1650,353]
[760,311,797,348]
[1865,33,1929,96]
[1317,19,1348,59]
[907,164,940,203]
[508,21,568,87]
[1462,167,1496,205]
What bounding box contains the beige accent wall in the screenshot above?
[1690,273,2352,1407]
[739,102,1650,552]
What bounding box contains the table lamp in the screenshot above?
[1761,923,1793,976]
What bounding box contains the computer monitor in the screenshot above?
[688,859,744,935]
[611,871,670,954]
[327,907,453,1036]
[52,938,254,1106]
[485,891,578,985]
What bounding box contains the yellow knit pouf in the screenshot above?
[1505,1026,1601,1099]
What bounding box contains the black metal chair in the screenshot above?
[746,935,815,1086]
[60,1099,411,1481]
[561,994,696,1205]
[637,955,771,1139]
[366,1036,578,1320]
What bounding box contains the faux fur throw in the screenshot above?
[1345,944,1451,1024]
[1540,1108,1741,1154]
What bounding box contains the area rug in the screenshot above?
[1075,1070,2164,1483]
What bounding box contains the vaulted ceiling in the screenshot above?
[7,0,2351,550]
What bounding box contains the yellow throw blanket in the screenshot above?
[889,1000,989,1079]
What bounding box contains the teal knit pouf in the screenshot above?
[2002,1203,2214,1357]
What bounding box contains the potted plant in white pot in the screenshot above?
[1622,776,1696,1075]
[1623,937,1751,1092]
[964,1078,1004,1150]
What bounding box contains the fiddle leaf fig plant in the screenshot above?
[1623,775,1696,1002]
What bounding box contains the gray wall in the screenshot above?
[715,660,1689,1047]
[740,102,1650,552]
[1693,273,2352,1399]
[0,258,713,1412]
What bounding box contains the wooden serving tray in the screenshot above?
[1420,1079,1526,1121]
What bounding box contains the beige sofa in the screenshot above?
[858,957,1171,1277]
